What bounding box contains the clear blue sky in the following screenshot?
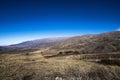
[0,0,120,45]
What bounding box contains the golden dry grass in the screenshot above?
[0,53,120,80]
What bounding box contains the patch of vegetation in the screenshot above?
[0,53,120,80]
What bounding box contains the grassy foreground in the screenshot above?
[0,53,120,80]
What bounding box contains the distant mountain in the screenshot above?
[10,37,69,48]
[0,31,120,54]
[0,37,69,53]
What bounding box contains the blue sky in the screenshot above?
[0,0,120,45]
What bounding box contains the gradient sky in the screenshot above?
[0,0,120,45]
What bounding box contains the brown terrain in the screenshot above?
[0,31,120,80]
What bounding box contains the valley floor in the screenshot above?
[0,53,120,80]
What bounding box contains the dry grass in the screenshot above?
[0,53,120,80]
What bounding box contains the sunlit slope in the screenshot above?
[0,53,120,80]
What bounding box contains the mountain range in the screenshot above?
[0,31,120,54]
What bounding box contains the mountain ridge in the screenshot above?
[0,31,120,54]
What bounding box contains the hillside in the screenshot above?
[0,37,69,53]
[0,53,120,80]
[10,37,68,48]
[0,31,120,54]
[0,31,120,80]
[41,31,120,54]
